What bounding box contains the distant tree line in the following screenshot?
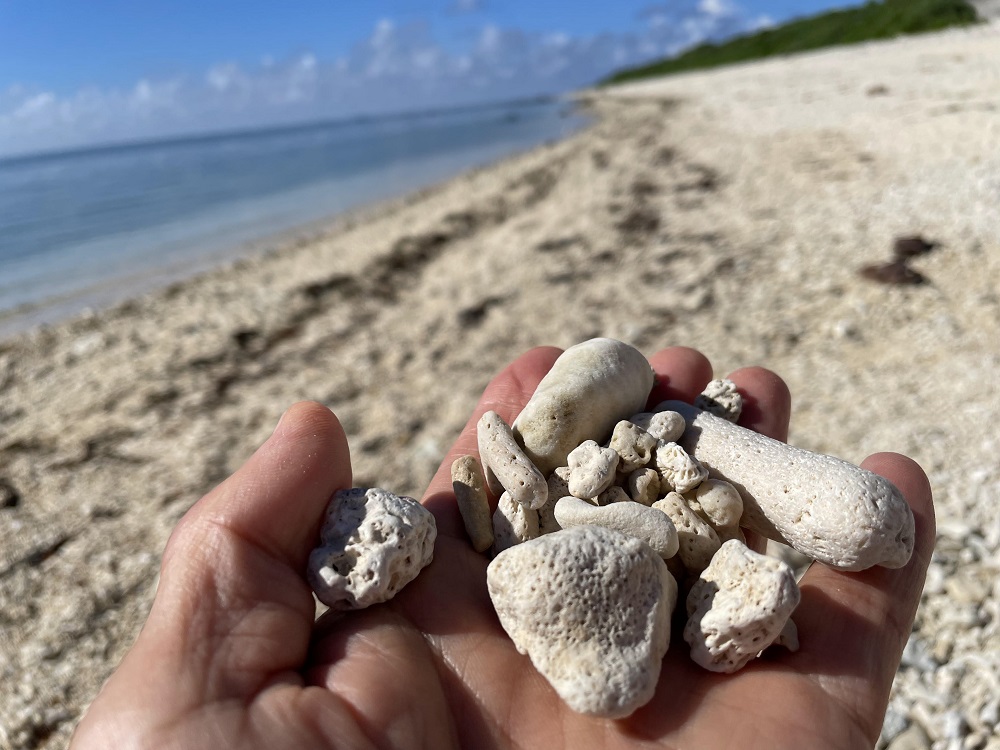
[603,0,980,85]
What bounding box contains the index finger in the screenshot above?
[779,453,935,741]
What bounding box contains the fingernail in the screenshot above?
[273,408,290,437]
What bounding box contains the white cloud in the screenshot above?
[449,0,486,14]
[206,64,241,93]
[12,92,55,119]
[698,0,738,19]
[0,3,764,157]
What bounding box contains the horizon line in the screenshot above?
[0,92,564,167]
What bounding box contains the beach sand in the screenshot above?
[2,21,999,749]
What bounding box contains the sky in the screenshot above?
[0,0,852,158]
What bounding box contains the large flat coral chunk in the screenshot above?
[487,525,676,718]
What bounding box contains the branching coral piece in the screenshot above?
[478,410,548,510]
[665,400,915,571]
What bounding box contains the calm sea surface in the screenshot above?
[0,98,585,335]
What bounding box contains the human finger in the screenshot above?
[647,346,714,405]
[168,400,352,571]
[782,453,934,742]
[726,366,792,442]
[142,402,352,697]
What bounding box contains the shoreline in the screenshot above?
[0,169,461,340]
[2,23,999,749]
[0,97,588,341]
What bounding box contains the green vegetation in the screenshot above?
[603,0,980,85]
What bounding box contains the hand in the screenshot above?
[71,346,934,749]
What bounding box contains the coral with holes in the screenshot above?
[684,540,800,673]
[477,410,547,510]
[307,487,436,610]
[666,399,915,571]
[686,478,746,544]
[609,420,658,473]
[694,378,743,422]
[487,525,677,718]
[655,440,709,493]
[630,409,687,443]
[653,492,721,574]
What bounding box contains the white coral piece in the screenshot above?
[512,339,655,475]
[694,378,743,422]
[478,410,548,510]
[492,491,539,554]
[684,540,800,673]
[567,440,620,499]
[307,488,436,611]
[487,525,677,718]
[609,420,658,473]
[652,492,720,574]
[554,496,678,558]
[686,478,745,544]
[664,400,915,571]
[627,467,660,506]
[630,410,686,443]
[655,440,709,493]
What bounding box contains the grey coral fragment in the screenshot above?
[628,467,660,506]
[451,454,493,553]
[595,485,631,506]
[492,491,539,554]
[538,467,572,535]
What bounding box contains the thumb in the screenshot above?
[119,402,351,706]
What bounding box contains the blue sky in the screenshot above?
[0,1,851,156]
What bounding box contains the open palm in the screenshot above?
[72,346,934,750]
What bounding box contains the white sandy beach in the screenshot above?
[1,20,999,749]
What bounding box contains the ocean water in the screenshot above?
[0,98,585,335]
